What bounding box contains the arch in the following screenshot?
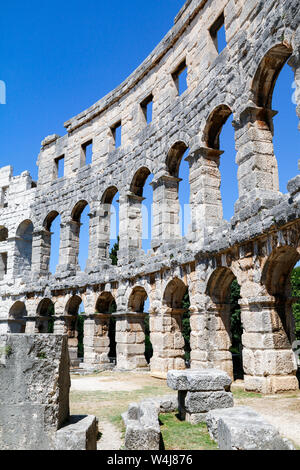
[206,267,243,380]
[64,295,85,364]
[101,186,118,205]
[166,141,188,177]
[71,200,89,222]
[251,44,293,109]
[36,298,54,333]
[99,186,119,262]
[43,211,59,231]
[163,277,188,309]
[203,104,233,150]
[128,286,148,313]
[95,291,116,313]
[95,291,117,363]
[261,245,300,343]
[262,245,300,297]
[15,220,34,276]
[65,295,82,315]
[0,226,8,242]
[42,211,61,274]
[206,266,236,303]
[8,301,27,333]
[130,167,151,197]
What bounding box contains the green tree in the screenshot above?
[110,236,119,266]
[229,280,242,354]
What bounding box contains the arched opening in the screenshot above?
[8,301,27,333]
[71,200,90,271]
[0,226,8,242]
[15,220,33,276]
[206,267,243,380]
[166,142,191,237]
[251,44,297,194]
[0,226,8,280]
[95,292,117,364]
[204,105,237,221]
[101,187,119,264]
[130,167,154,254]
[128,286,153,364]
[262,246,300,387]
[65,295,85,365]
[36,298,54,333]
[43,211,61,274]
[163,277,189,369]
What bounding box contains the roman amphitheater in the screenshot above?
[0,0,299,395]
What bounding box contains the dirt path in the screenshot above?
[235,394,300,448]
[97,419,123,450]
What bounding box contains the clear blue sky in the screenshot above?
[0,1,298,273]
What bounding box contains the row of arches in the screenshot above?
[5,44,298,277]
[8,238,299,388]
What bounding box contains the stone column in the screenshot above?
[82,314,111,368]
[53,316,67,335]
[54,314,78,365]
[86,208,112,271]
[151,175,181,249]
[241,297,298,393]
[57,220,81,273]
[189,303,233,378]
[189,308,210,370]
[24,316,36,334]
[186,147,223,230]
[118,193,144,263]
[115,312,148,370]
[149,308,185,376]
[31,228,52,276]
[234,106,281,214]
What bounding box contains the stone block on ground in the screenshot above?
[55,415,98,450]
[167,368,232,391]
[206,406,295,450]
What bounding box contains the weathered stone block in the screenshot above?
[206,407,295,450]
[167,368,232,391]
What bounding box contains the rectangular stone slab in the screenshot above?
[167,368,232,391]
[206,406,294,450]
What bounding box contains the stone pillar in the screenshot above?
[53,316,67,335]
[151,175,181,249]
[82,315,111,368]
[208,303,233,380]
[115,312,148,370]
[189,309,210,370]
[86,208,112,271]
[149,309,185,375]
[186,147,223,230]
[25,316,36,334]
[190,304,233,379]
[118,193,144,263]
[234,106,281,214]
[57,220,80,273]
[241,297,298,393]
[31,229,52,276]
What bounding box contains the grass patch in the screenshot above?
[232,389,262,399]
[159,413,218,450]
[70,384,172,433]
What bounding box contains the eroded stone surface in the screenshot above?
[206,406,295,450]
